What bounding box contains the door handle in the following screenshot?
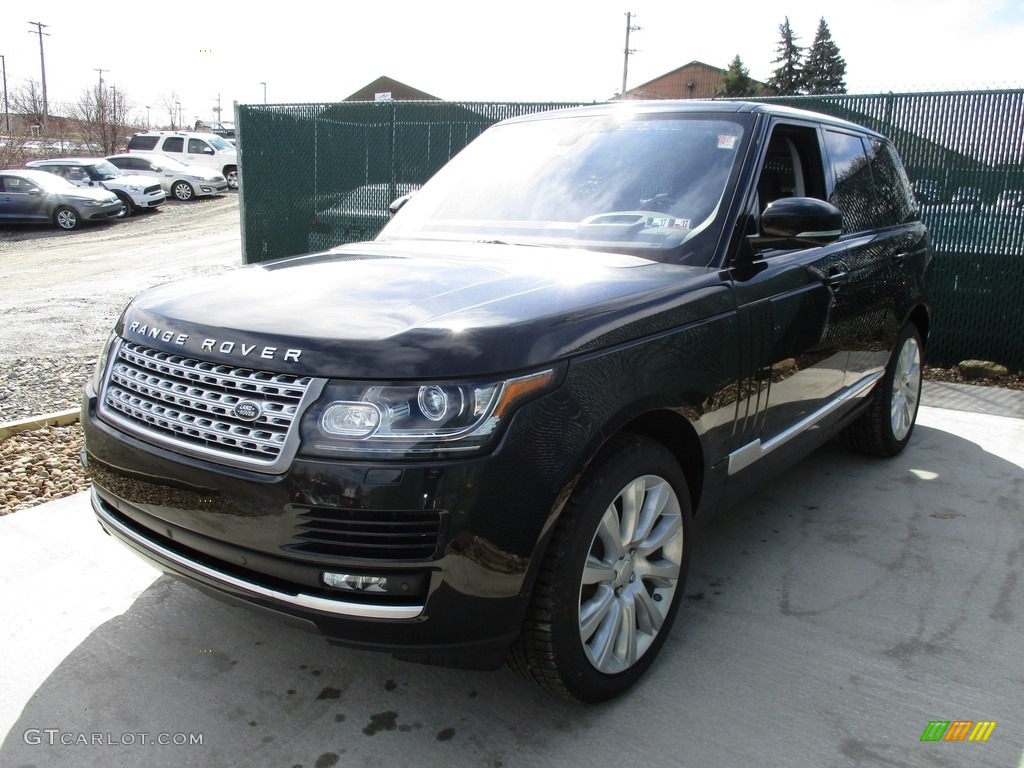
[827,270,848,286]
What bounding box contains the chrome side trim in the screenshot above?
[92,492,424,620]
[727,369,884,475]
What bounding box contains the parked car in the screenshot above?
[125,131,238,190]
[950,185,983,208]
[106,153,228,201]
[0,168,122,230]
[26,158,165,217]
[912,178,942,205]
[83,101,932,702]
[308,182,420,251]
[995,189,1023,211]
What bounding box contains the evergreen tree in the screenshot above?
[804,18,848,94]
[719,55,757,97]
[766,17,804,95]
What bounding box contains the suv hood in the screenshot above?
[103,173,154,188]
[118,240,727,378]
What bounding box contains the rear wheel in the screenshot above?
[53,206,81,231]
[509,435,690,702]
[172,180,195,201]
[842,323,923,457]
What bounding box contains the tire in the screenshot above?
[114,191,133,218]
[225,167,239,190]
[508,434,690,702]
[53,205,81,231]
[172,180,195,201]
[841,323,923,457]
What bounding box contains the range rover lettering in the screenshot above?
[83,102,931,702]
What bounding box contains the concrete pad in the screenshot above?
[1,405,1022,768]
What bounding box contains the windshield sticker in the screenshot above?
[718,135,739,150]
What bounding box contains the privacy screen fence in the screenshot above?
[236,92,1024,368]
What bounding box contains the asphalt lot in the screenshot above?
[1,404,1022,768]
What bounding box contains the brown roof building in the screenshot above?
[344,76,441,102]
[621,60,766,100]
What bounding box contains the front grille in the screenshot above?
[286,507,443,561]
[144,184,161,195]
[102,340,313,469]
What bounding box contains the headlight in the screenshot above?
[125,184,143,193]
[300,368,560,458]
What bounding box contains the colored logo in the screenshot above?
[920,721,996,742]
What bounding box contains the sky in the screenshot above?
[1,0,1022,129]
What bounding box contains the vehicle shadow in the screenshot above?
[2,419,1022,768]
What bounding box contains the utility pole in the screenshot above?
[1,54,10,136]
[28,21,49,126]
[260,81,266,103]
[94,68,107,124]
[621,12,641,97]
[213,93,221,124]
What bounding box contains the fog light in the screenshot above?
[322,572,388,593]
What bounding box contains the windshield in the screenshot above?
[86,161,127,181]
[380,111,750,264]
[208,136,234,151]
[21,172,75,191]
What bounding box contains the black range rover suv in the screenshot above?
[83,101,932,702]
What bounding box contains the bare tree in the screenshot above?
[9,79,47,126]
[158,91,180,130]
[67,83,135,154]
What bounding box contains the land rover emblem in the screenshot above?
[233,400,262,422]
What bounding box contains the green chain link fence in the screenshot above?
[236,92,1024,369]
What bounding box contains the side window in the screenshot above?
[162,137,184,153]
[0,176,7,192]
[127,136,159,151]
[824,130,875,233]
[188,138,211,154]
[755,124,826,212]
[868,139,917,226]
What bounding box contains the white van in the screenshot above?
[126,131,239,189]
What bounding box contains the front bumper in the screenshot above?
[82,383,577,665]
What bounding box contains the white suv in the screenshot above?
[126,131,239,189]
[26,158,166,217]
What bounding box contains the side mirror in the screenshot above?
[28,187,42,196]
[751,197,843,250]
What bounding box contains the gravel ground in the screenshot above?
[1,194,243,515]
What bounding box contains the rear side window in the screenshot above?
[127,135,159,151]
[868,139,918,226]
[162,137,184,153]
[824,130,875,233]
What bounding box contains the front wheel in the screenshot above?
[114,191,133,218]
[841,323,923,457]
[225,167,239,190]
[172,180,195,201]
[53,205,81,231]
[508,435,690,702]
